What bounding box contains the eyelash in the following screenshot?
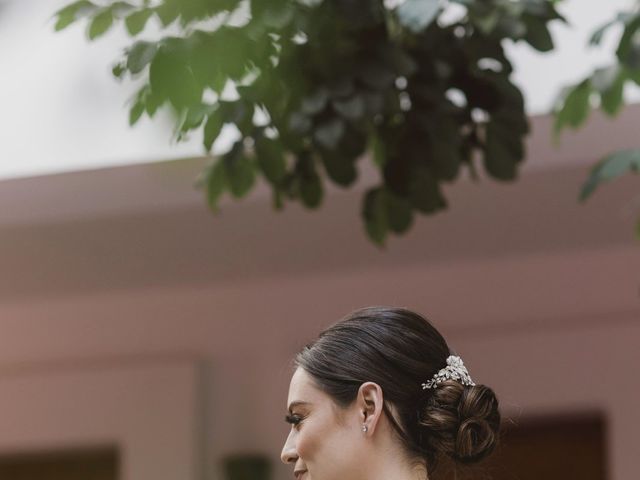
[285,414,304,428]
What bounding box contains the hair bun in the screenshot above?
[418,382,501,467]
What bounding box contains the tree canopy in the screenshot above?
[551,3,640,234]
[53,0,639,245]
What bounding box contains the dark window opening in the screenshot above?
[432,411,608,480]
[0,446,119,480]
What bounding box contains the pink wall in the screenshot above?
[0,245,637,479]
[0,360,200,480]
[0,108,639,479]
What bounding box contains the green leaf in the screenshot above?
[210,71,228,95]
[149,43,201,108]
[203,109,224,152]
[362,91,385,115]
[327,77,354,98]
[144,90,162,117]
[54,0,96,31]
[554,79,592,137]
[361,186,412,243]
[314,118,345,150]
[126,41,158,74]
[591,65,619,92]
[370,133,386,168]
[180,103,213,132]
[155,3,180,26]
[523,15,554,52]
[358,61,397,90]
[206,160,227,212]
[224,146,256,198]
[484,121,520,180]
[492,110,527,157]
[282,171,300,199]
[255,137,286,184]
[332,95,365,121]
[178,0,237,25]
[112,62,126,79]
[474,11,500,35]
[300,172,323,208]
[295,153,323,208]
[408,165,447,213]
[579,149,640,202]
[110,1,135,16]
[498,17,527,40]
[600,71,626,116]
[320,151,357,186]
[635,217,640,241]
[362,187,388,247]
[88,8,114,40]
[385,189,413,234]
[172,108,189,142]
[397,0,440,34]
[522,0,564,21]
[625,36,640,69]
[288,112,312,134]
[125,9,153,36]
[129,100,145,126]
[259,0,294,29]
[223,101,254,136]
[300,88,330,115]
[431,140,462,181]
[424,116,462,181]
[377,44,418,77]
[616,15,640,66]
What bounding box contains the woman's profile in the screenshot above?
[281,306,501,480]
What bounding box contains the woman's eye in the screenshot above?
[285,414,303,428]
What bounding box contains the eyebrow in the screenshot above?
[287,401,311,412]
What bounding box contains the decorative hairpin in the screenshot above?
[422,355,475,389]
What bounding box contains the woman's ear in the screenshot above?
[357,382,384,435]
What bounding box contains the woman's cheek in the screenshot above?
[296,431,313,460]
[296,423,321,463]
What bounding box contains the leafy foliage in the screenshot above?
[553,3,640,239]
[580,149,640,202]
[54,0,565,246]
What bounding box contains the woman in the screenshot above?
[281,306,500,480]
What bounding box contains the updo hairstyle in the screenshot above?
[293,306,501,477]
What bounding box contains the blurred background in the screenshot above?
[0,1,638,480]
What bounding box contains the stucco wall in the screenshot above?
[1,107,638,479]
[0,244,637,479]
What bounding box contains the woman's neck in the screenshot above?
[368,451,428,480]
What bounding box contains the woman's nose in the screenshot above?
[281,433,298,464]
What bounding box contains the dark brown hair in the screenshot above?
[293,306,501,476]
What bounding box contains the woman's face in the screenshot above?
[280,367,370,480]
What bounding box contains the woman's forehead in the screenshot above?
[287,368,318,408]
[287,368,353,425]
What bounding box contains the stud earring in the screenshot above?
[362,424,368,432]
